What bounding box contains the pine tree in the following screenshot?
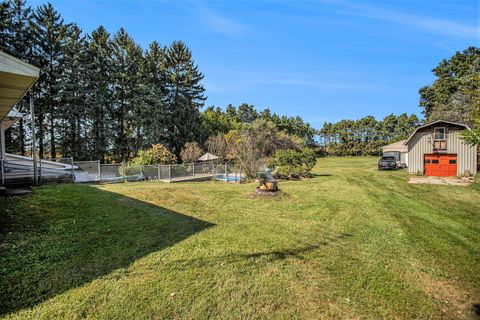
[85,26,112,162]
[58,24,88,159]
[165,41,206,157]
[0,0,14,54]
[142,41,168,147]
[110,28,145,161]
[30,3,68,158]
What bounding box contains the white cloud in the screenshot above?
[190,1,247,37]
[204,73,385,94]
[332,0,478,39]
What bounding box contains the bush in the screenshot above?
[180,142,203,163]
[131,144,177,165]
[272,148,317,178]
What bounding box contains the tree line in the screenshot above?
[201,103,317,146]
[1,0,205,162]
[318,114,421,156]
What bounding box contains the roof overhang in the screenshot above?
[381,139,408,152]
[403,120,470,145]
[0,51,40,122]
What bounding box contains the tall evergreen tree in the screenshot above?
[30,3,68,158]
[58,24,88,159]
[143,41,168,147]
[164,41,206,157]
[85,26,112,162]
[110,28,144,161]
[0,0,14,53]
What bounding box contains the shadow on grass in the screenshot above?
[163,232,353,268]
[0,185,214,316]
[311,173,333,177]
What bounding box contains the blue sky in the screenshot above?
[31,0,479,128]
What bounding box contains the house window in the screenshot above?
[433,127,446,150]
[434,127,445,141]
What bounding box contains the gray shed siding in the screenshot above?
[407,126,477,176]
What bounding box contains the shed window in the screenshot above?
[424,159,431,164]
[432,159,439,164]
[449,159,456,164]
[434,127,445,141]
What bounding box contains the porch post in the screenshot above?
[30,97,38,185]
[0,121,5,160]
[0,120,4,183]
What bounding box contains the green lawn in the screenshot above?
[1,157,479,319]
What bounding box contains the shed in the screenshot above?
[381,140,408,167]
[404,120,477,177]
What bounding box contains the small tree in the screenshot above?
[180,142,203,163]
[461,117,480,147]
[131,144,176,165]
[206,134,229,162]
[226,119,302,178]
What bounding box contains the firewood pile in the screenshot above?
[255,171,278,195]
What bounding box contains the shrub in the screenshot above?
[180,142,203,163]
[131,144,177,165]
[272,148,317,178]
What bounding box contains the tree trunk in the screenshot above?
[38,115,44,159]
[50,112,56,158]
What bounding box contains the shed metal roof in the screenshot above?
[403,120,470,145]
[381,139,408,152]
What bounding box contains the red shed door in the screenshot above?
[424,154,457,176]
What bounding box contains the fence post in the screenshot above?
[38,156,42,183]
[225,163,227,178]
[98,160,101,182]
[122,162,125,182]
[192,163,195,176]
[1,159,4,185]
[157,164,161,180]
[71,157,75,182]
[140,165,144,180]
[169,164,172,182]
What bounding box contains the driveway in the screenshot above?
[409,176,474,186]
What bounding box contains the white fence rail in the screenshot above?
[0,157,75,186]
[1,158,242,186]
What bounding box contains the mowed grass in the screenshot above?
[1,157,479,319]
